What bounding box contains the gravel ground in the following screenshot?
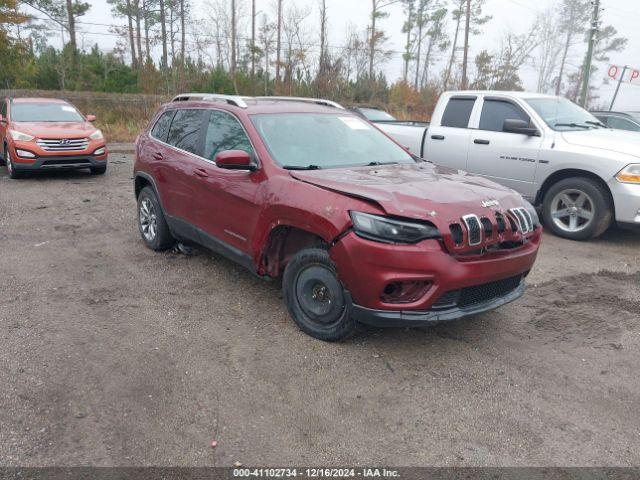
[0,151,639,467]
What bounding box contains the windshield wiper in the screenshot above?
[282,164,322,170]
[585,120,606,128]
[554,122,590,129]
[365,161,399,166]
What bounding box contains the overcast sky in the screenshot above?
[26,0,640,109]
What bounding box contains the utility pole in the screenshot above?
[461,0,471,90]
[579,0,600,107]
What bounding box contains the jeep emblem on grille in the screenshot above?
[59,139,70,145]
[481,199,499,208]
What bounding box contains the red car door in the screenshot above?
[190,109,265,256]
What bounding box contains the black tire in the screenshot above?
[137,186,174,251]
[542,177,613,241]
[282,247,356,341]
[90,165,107,175]
[5,147,23,179]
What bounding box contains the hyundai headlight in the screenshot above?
[8,130,34,141]
[89,130,104,140]
[350,211,440,244]
[616,164,640,184]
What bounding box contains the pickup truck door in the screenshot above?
[424,96,476,170]
[466,97,542,199]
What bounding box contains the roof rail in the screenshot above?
[254,96,345,109]
[171,93,248,109]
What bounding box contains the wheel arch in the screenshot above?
[257,224,338,278]
[535,169,614,213]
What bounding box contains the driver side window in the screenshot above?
[203,111,254,162]
[479,99,530,132]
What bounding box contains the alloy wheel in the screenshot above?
[139,197,157,242]
[550,188,595,233]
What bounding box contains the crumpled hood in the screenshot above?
[12,121,97,139]
[561,129,640,159]
[290,162,528,225]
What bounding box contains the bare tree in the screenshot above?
[368,0,399,79]
[275,0,283,92]
[555,0,590,95]
[534,8,563,93]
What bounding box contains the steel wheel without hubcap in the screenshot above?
[294,263,346,328]
[550,189,595,234]
[139,197,157,242]
[6,150,13,175]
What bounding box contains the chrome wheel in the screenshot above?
[139,197,157,241]
[5,150,13,175]
[550,189,594,233]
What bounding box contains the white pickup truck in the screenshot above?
[378,90,640,240]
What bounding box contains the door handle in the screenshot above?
[152,152,163,161]
[431,135,445,140]
[474,139,490,145]
[194,168,209,178]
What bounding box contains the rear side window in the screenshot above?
[441,98,475,128]
[151,110,175,142]
[166,109,207,154]
[203,111,254,161]
[479,99,530,132]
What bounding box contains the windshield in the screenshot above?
[358,108,396,122]
[11,103,84,122]
[251,113,415,169]
[525,97,603,131]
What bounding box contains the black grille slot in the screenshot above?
[463,215,482,245]
[480,217,493,238]
[495,212,506,233]
[450,223,463,246]
[42,159,90,166]
[432,275,523,311]
[507,213,519,232]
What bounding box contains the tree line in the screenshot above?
[0,0,628,113]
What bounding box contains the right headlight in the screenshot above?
[8,129,35,141]
[616,164,640,184]
[350,211,440,244]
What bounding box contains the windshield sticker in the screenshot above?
[61,106,76,112]
[339,117,370,130]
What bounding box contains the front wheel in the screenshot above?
[282,248,356,341]
[5,148,23,179]
[542,177,613,240]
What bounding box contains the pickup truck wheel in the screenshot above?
[137,186,174,250]
[283,248,356,341]
[542,177,613,240]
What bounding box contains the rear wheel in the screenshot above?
[137,186,174,250]
[542,177,613,240]
[282,247,355,341]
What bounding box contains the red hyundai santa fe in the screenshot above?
[0,97,108,179]
[134,94,542,341]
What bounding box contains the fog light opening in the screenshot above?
[94,147,106,156]
[16,149,36,158]
[380,280,431,304]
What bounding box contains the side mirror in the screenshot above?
[86,114,96,122]
[503,118,540,136]
[215,150,257,171]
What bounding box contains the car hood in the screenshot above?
[561,129,640,159]
[12,121,97,139]
[289,162,528,224]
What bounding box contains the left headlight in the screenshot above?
[616,164,640,184]
[350,211,441,244]
[89,129,104,140]
[523,202,540,228]
[8,129,35,141]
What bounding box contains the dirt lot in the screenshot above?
[1,149,639,467]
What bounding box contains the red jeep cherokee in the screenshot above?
[134,94,542,341]
[0,97,108,179]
